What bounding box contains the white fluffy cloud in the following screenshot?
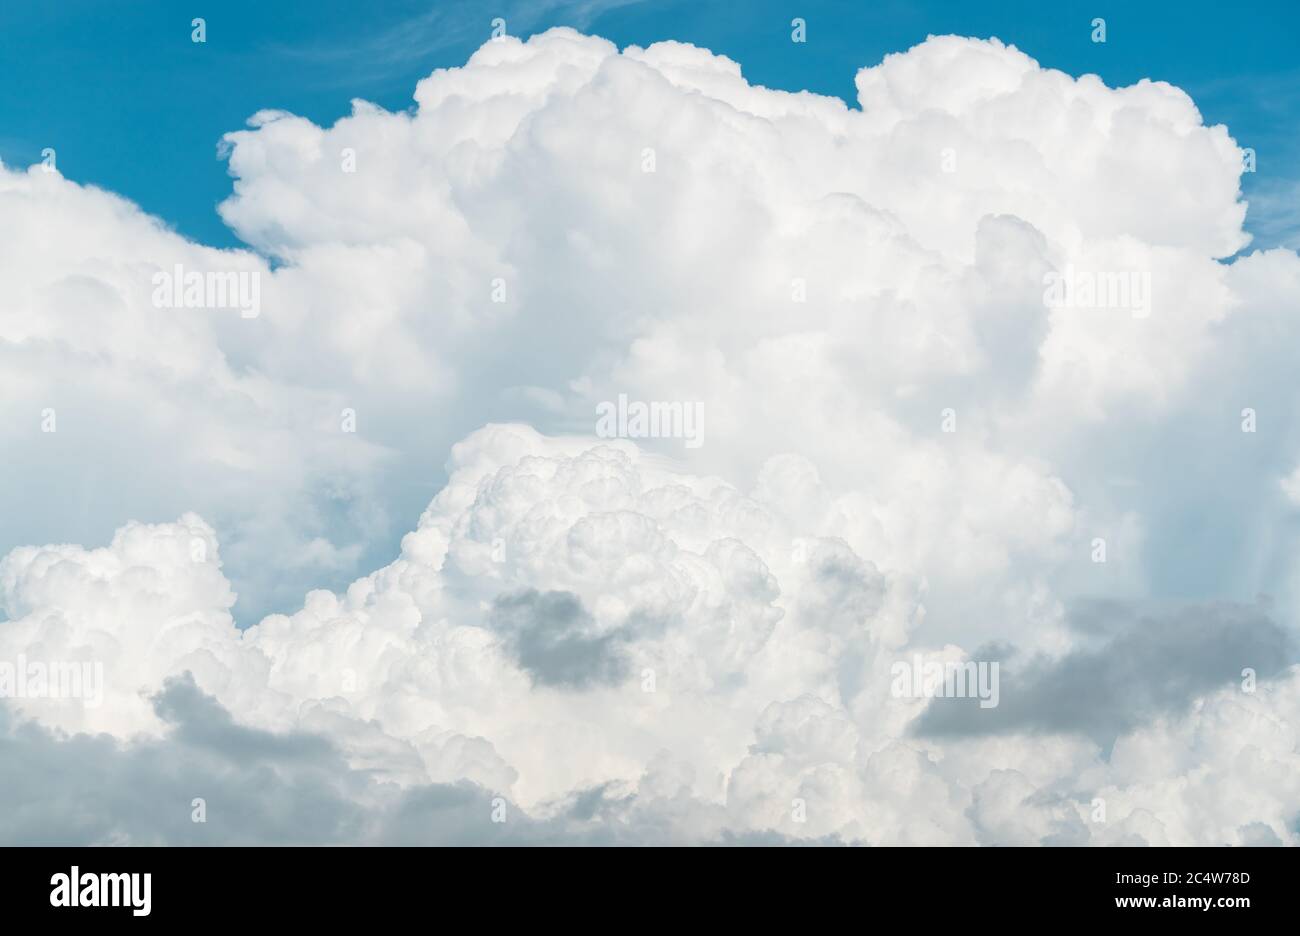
[2,28,1298,844]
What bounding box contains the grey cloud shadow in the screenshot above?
[912,600,1294,750]
[487,588,634,689]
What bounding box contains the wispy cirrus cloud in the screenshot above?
[263,0,649,85]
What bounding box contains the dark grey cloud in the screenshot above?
[0,674,825,846]
[912,600,1294,748]
[0,675,364,845]
[487,589,629,689]
[0,675,549,845]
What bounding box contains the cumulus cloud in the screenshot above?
[2,28,1299,845]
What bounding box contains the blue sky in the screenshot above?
[2,0,1297,252]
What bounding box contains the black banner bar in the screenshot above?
[0,846,1288,925]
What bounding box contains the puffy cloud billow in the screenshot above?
[2,29,1298,845]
